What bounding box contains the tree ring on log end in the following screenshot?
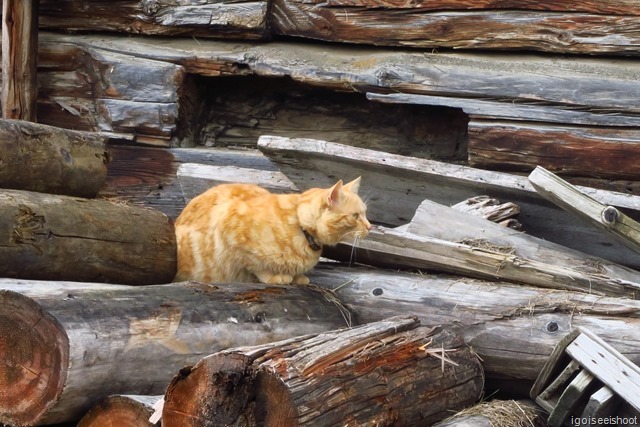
[0,291,69,426]
[255,369,298,427]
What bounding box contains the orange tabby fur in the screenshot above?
[174,178,371,284]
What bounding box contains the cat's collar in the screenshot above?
[302,229,322,251]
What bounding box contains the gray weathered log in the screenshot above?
[0,119,109,197]
[258,135,640,270]
[78,395,162,427]
[0,279,350,426]
[39,0,268,40]
[308,264,640,381]
[163,316,483,426]
[451,196,521,228]
[271,2,640,56]
[2,0,38,120]
[0,189,176,285]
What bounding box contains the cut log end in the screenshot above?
[0,291,69,426]
[78,395,160,427]
[255,371,298,427]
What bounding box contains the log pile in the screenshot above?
[1,1,640,426]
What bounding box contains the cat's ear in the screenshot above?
[343,176,361,195]
[327,180,344,206]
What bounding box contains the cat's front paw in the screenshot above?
[293,275,310,285]
[257,273,293,285]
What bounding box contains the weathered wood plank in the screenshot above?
[529,166,640,256]
[78,395,161,427]
[0,189,176,285]
[582,387,619,422]
[302,0,640,16]
[40,33,640,114]
[163,316,483,426]
[2,0,38,120]
[309,264,640,381]
[0,279,350,425]
[548,369,597,427]
[451,196,520,228]
[469,121,640,180]
[39,0,268,40]
[271,4,640,55]
[330,224,640,298]
[0,119,109,197]
[258,135,640,269]
[367,92,640,128]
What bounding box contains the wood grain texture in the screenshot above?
[2,0,38,120]
[469,121,640,180]
[258,135,640,269]
[78,395,161,427]
[163,316,483,426]
[0,119,109,197]
[0,279,350,425]
[309,265,640,381]
[0,189,176,285]
[39,0,268,40]
[271,2,640,55]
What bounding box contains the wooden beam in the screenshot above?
[309,265,640,381]
[271,3,640,56]
[2,0,39,120]
[469,121,640,180]
[529,166,640,256]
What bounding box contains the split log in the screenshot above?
[271,3,640,56]
[367,92,640,128]
[78,395,162,427]
[258,135,640,270]
[308,265,640,381]
[468,121,640,180]
[0,189,176,285]
[163,316,483,426]
[451,196,521,229]
[0,279,350,426]
[328,201,640,298]
[2,0,38,120]
[0,120,109,197]
[529,167,640,256]
[39,0,268,40]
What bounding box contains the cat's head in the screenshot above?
[299,177,371,246]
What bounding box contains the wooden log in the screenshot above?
[271,2,640,56]
[367,92,640,128]
[0,189,176,285]
[39,32,640,114]
[163,316,483,426]
[2,0,38,120]
[0,119,109,197]
[529,167,640,256]
[78,395,161,427]
[0,279,350,425]
[451,196,521,228]
[258,135,640,270]
[308,264,640,381]
[468,120,640,180]
[39,0,268,40]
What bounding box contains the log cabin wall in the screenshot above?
[6,0,639,209]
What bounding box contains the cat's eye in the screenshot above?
[353,213,360,219]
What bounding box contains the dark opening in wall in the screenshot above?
[177,75,469,162]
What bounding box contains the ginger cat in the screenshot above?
[174,177,371,284]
